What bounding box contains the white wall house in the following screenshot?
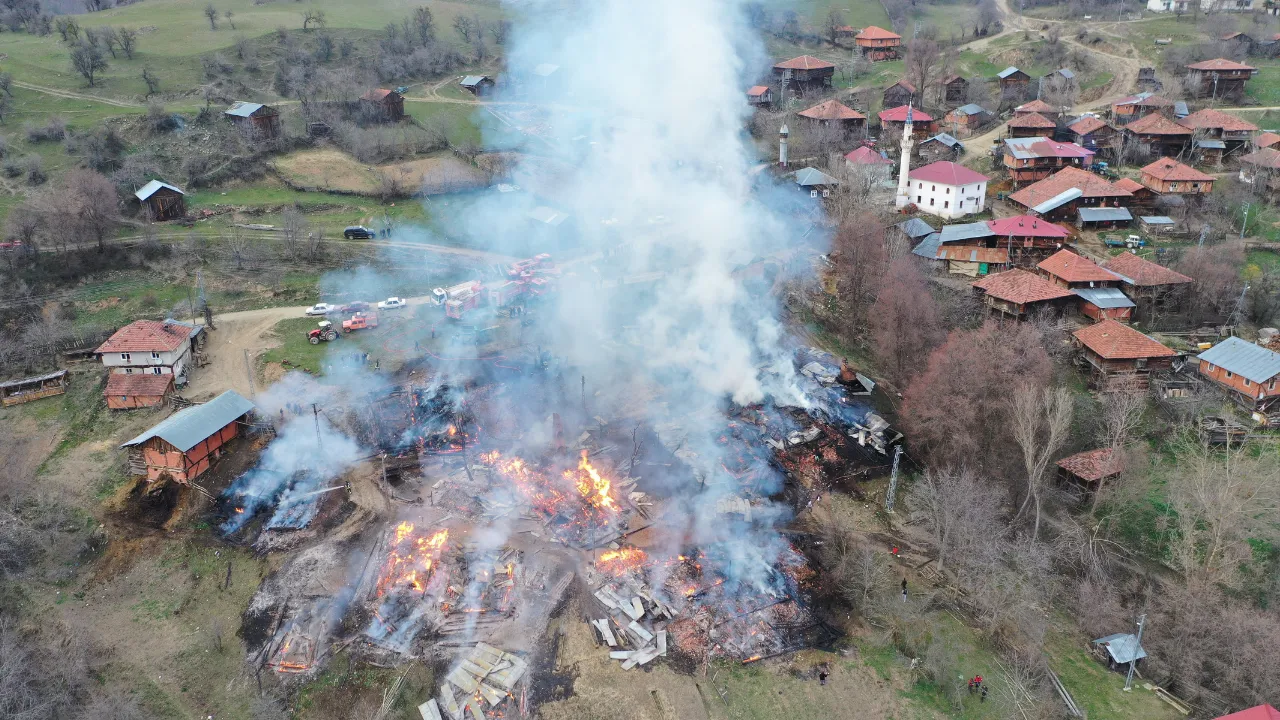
[96,320,196,384]
[1147,0,1257,12]
[907,161,989,220]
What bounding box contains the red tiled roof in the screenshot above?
[973,269,1075,304]
[1014,99,1056,114]
[1125,113,1192,136]
[1186,57,1256,72]
[1073,319,1176,360]
[1255,131,1280,148]
[1038,249,1123,284]
[1006,138,1094,159]
[105,373,175,398]
[1216,705,1280,720]
[775,55,836,70]
[844,145,891,165]
[1113,177,1146,193]
[96,320,190,354]
[887,80,917,93]
[1008,166,1131,208]
[799,99,866,121]
[986,215,1071,238]
[1069,116,1111,135]
[747,85,770,97]
[361,88,396,101]
[1240,146,1280,170]
[878,105,933,123]
[1056,447,1123,482]
[1103,252,1193,287]
[1113,93,1173,108]
[1140,157,1214,183]
[909,160,988,186]
[1177,108,1258,133]
[1007,112,1057,129]
[856,25,901,40]
[936,246,1009,263]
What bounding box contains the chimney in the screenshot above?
[779,124,789,167]
[839,358,858,385]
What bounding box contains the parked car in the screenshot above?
[344,301,372,313]
[344,226,376,239]
[306,303,337,316]
[342,312,379,332]
[378,297,407,310]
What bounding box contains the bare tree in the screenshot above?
[490,19,511,45]
[904,38,944,109]
[117,27,138,59]
[204,3,218,30]
[224,10,234,30]
[280,206,308,259]
[868,257,943,385]
[64,169,119,251]
[825,9,845,45]
[452,14,475,43]
[70,41,108,86]
[412,7,435,42]
[1011,384,1074,541]
[302,9,326,30]
[1092,378,1146,514]
[912,467,1002,573]
[141,67,160,96]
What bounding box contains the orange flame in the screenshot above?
[376,522,449,597]
[565,451,618,512]
[596,547,648,575]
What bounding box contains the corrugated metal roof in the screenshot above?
[1057,68,1075,79]
[1073,287,1136,309]
[224,101,265,118]
[1139,216,1175,225]
[121,390,255,452]
[998,66,1023,79]
[1197,336,1280,384]
[0,369,66,390]
[1197,139,1227,149]
[922,132,962,148]
[911,232,943,260]
[460,75,492,86]
[1078,207,1133,222]
[897,218,936,239]
[1031,187,1083,214]
[954,103,987,116]
[938,221,995,243]
[795,167,840,187]
[1093,634,1147,665]
[134,179,185,201]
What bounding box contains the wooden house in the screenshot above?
[943,104,990,136]
[1006,112,1058,138]
[121,390,255,483]
[460,75,496,97]
[1057,448,1123,492]
[1066,115,1116,152]
[877,104,935,139]
[773,56,836,94]
[1113,178,1156,210]
[935,245,1010,277]
[971,268,1075,318]
[1196,337,1280,420]
[1185,58,1257,99]
[1043,68,1077,89]
[997,67,1031,93]
[1136,67,1162,92]
[918,133,964,162]
[1123,112,1192,157]
[1139,157,1215,195]
[106,373,175,410]
[0,370,67,407]
[1110,93,1173,124]
[1221,32,1255,51]
[1102,251,1193,322]
[834,25,857,40]
[941,75,969,104]
[1014,98,1060,122]
[882,80,916,109]
[1007,166,1133,222]
[133,180,186,222]
[797,99,867,134]
[223,101,280,138]
[1002,137,1095,185]
[1255,131,1280,149]
[1176,108,1258,150]
[1073,285,1136,321]
[854,26,902,60]
[360,88,405,121]
[1073,320,1175,386]
[793,167,840,199]
[1239,146,1280,193]
[747,85,774,107]
[1038,248,1123,289]
[985,214,1072,266]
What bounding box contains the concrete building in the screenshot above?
[905,161,988,219]
[96,319,203,386]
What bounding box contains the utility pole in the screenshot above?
[312,403,322,444]
[1124,613,1147,691]
[1198,224,1209,248]
[885,445,903,514]
[1240,201,1251,239]
[243,348,256,398]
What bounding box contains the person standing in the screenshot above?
[901,578,908,602]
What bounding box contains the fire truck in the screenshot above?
[434,280,485,320]
[435,255,559,320]
[342,311,379,332]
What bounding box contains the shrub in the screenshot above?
[24,117,67,143]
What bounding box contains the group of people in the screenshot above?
[968,675,989,702]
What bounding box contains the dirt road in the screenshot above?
[12,80,144,108]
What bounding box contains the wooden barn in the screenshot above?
[1113,178,1156,211]
[882,80,916,109]
[997,67,1031,96]
[985,214,1072,266]
[360,88,406,121]
[223,101,280,138]
[941,75,969,104]
[1073,320,1176,387]
[133,180,186,221]
[1139,157,1214,195]
[1123,112,1192,157]
[1057,448,1123,492]
[1006,112,1058,138]
[1196,337,1280,419]
[106,373,175,410]
[1110,92,1173,125]
[1014,99,1060,122]
[972,268,1075,319]
[460,75,496,97]
[0,370,67,407]
[797,99,867,134]
[1177,108,1258,149]
[121,390,255,483]
[1066,115,1116,151]
[1038,248,1123,289]
[1102,251,1193,322]
[854,26,902,60]
[772,55,836,94]
[1002,137,1095,185]
[943,104,990,135]
[747,85,774,107]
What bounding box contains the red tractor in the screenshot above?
[308,321,339,344]
[342,311,379,332]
